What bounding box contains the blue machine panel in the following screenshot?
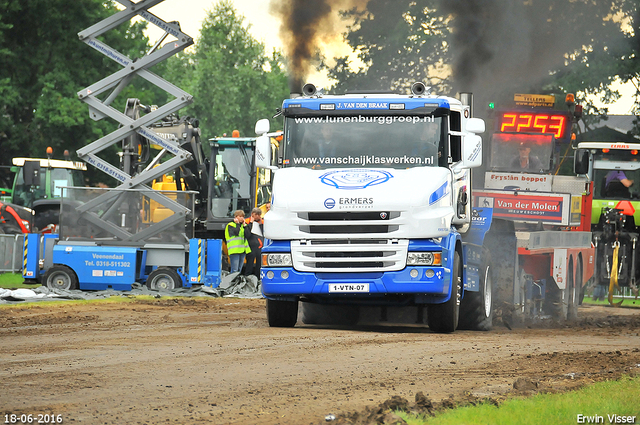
[205,239,222,287]
[52,245,139,290]
[22,233,41,280]
[187,239,222,288]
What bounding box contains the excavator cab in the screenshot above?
[203,132,279,237]
[206,137,258,236]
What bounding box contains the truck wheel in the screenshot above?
[567,260,581,321]
[427,251,461,333]
[44,265,78,291]
[458,251,493,331]
[266,299,298,327]
[146,268,182,290]
[545,275,568,321]
[301,303,360,326]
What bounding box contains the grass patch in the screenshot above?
[397,376,640,425]
[0,273,35,288]
[582,296,640,308]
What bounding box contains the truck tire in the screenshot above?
[545,275,568,321]
[44,265,79,291]
[483,220,517,309]
[427,251,461,333]
[266,299,298,327]
[146,268,182,290]
[567,259,581,321]
[301,303,360,326]
[458,251,493,331]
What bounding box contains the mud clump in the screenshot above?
[329,393,430,425]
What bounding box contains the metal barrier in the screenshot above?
[0,233,24,273]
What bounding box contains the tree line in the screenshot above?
[1,0,638,184]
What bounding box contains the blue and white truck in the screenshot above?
[253,83,492,332]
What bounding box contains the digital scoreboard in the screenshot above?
[496,111,571,140]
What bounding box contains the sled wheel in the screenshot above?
[44,265,78,291]
[146,268,182,290]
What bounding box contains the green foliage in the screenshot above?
[0,0,150,183]
[0,0,288,186]
[536,1,633,120]
[327,0,450,95]
[167,0,289,138]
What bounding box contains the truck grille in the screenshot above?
[297,211,401,236]
[304,212,400,221]
[291,239,408,272]
[305,225,398,234]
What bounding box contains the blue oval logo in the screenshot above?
[324,198,336,209]
[319,169,393,190]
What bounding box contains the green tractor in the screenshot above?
[0,149,86,233]
[575,140,640,302]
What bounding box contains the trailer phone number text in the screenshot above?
[85,260,131,267]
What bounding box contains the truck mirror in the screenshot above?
[255,119,270,136]
[23,161,41,186]
[466,118,485,134]
[255,135,272,169]
[461,134,483,169]
[574,148,589,175]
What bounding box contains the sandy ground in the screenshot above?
[0,298,639,424]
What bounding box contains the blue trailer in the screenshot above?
[23,233,222,291]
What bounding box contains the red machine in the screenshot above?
[474,93,594,322]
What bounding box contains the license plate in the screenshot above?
[328,283,369,293]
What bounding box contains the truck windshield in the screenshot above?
[489,133,554,173]
[283,115,443,169]
[593,151,640,199]
[51,168,84,197]
[13,168,83,207]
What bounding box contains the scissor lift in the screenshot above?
[21,1,224,291]
[75,0,195,242]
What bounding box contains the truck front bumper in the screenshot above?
[261,266,449,297]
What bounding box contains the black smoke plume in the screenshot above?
[269,0,369,93]
[439,0,622,109]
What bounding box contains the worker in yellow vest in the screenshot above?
[245,208,265,278]
[225,209,251,273]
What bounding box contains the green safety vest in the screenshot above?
[225,221,251,255]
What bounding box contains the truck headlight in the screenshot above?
[407,252,441,266]
[262,253,292,267]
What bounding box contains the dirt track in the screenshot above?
[1,299,639,425]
